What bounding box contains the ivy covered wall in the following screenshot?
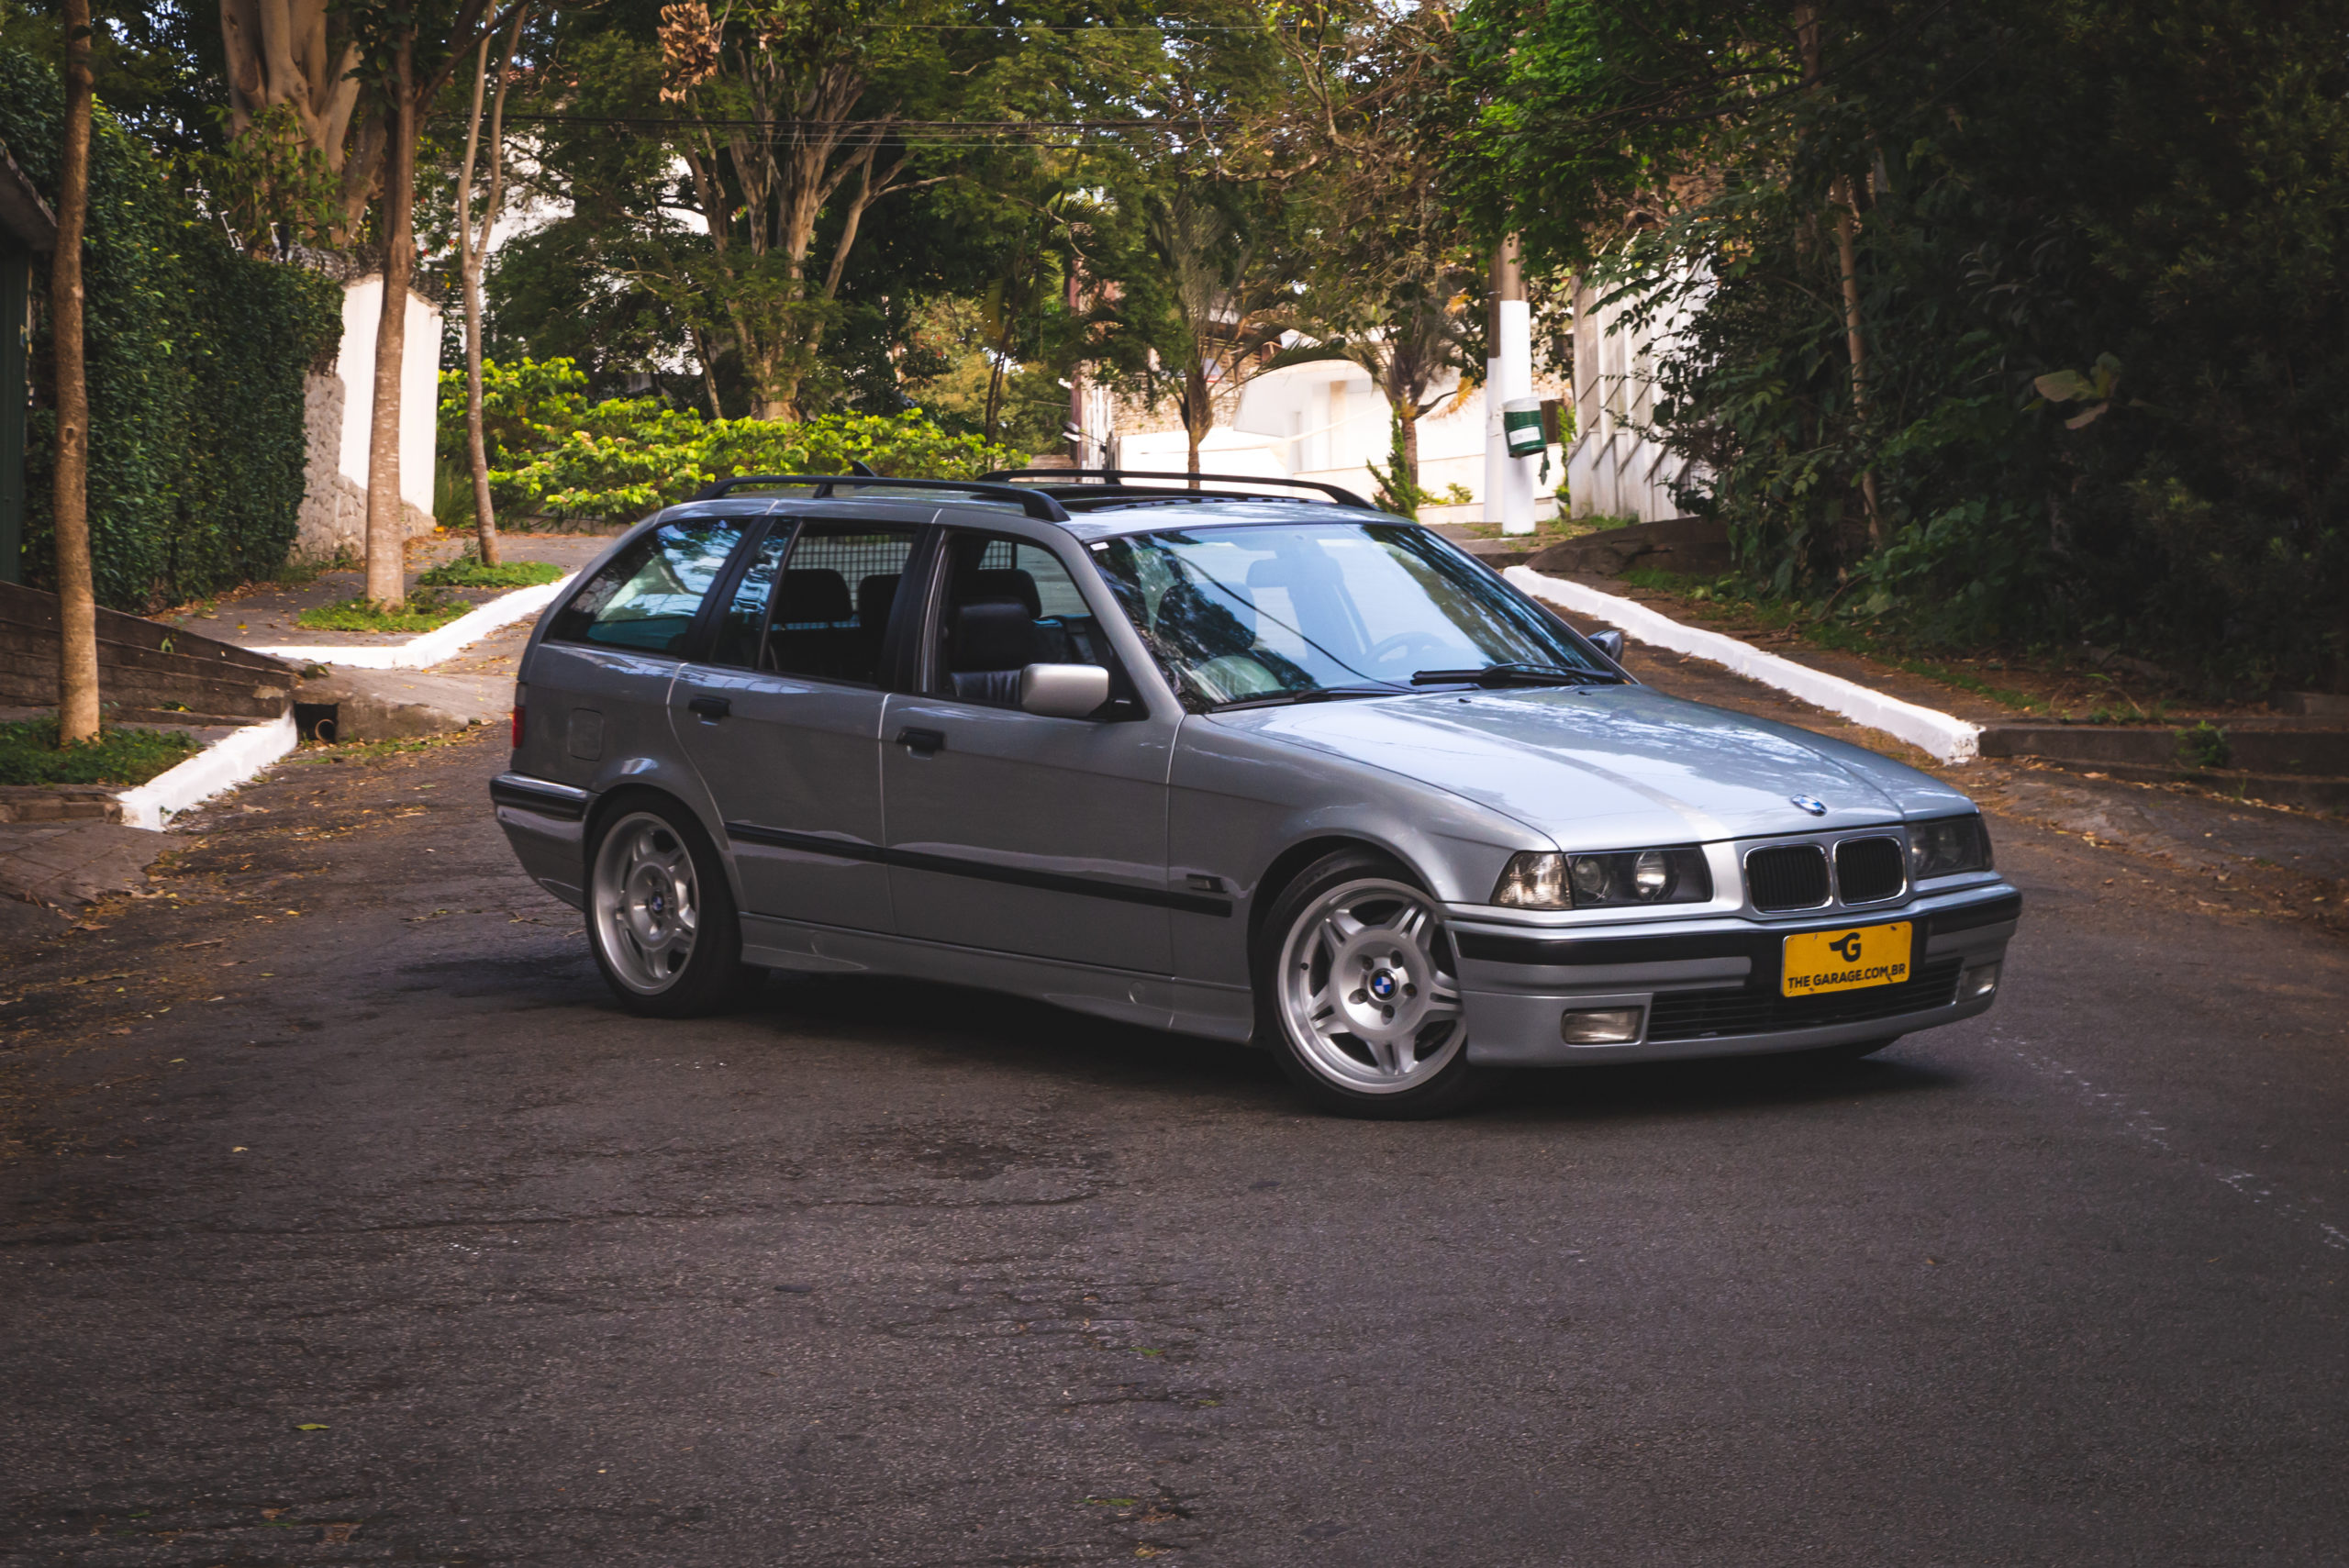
[0,50,341,611]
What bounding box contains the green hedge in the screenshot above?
[441,357,1028,526]
[0,50,341,611]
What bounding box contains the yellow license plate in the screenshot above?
[1782,922,1912,997]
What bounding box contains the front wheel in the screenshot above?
[1253,850,1486,1118]
[586,797,754,1018]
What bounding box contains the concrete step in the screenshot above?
[2019,755,2349,815]
[1980,722,2349,775]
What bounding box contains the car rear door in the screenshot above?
[670,511,930,932]
[878,525,1181,973]
[521,513,757,791]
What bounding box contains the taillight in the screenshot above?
[511,706,525,747]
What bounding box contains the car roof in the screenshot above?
[654,477,1406,543]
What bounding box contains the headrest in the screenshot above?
[967,568,1041,618]
[778,568,852,625]
[856,573,899,630]
[951,600,1038,672]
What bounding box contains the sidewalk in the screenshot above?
[164,530,616,654]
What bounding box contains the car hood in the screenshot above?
[1216,684,1976,848]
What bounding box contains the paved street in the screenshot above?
[4,673,2347,1563]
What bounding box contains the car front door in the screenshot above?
[878,527,1180,974]
[670,513,929,932]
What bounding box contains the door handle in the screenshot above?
[895,727,946,756]
[688,695,732,720]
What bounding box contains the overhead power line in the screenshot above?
[454,111,1241,149]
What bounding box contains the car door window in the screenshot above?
[707,527,792,668]
[548,517,747,654]
[929,532,1138,715]
[761,522,920,685]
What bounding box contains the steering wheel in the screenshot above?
[1364,630,1452,672]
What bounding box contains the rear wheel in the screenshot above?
[1253,850,1486,1119]
[586,798,755,1018]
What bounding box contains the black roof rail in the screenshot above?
[688,473,1070,521]
[980,467,1375,512]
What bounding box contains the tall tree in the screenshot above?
[640,0,963,420]
[1275,0,1483,506]
[453,2,529,566]
[1453,0,2349,688]
[1132,184,1296,476]
[217,0,380,241]
[50,0,97,744]
[346,0,520,607]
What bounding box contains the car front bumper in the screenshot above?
[1448,884,2019,1067]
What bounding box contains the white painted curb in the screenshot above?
[253,574,574,672]
[116,710,298,831]
[1506,565,1983,763]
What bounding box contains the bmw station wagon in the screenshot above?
[490,471,2020,1117]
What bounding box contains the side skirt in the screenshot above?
[738,914,1255,1043]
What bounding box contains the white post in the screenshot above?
[1486,238,1537,536]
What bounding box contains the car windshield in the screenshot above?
[1089,521,1609,708]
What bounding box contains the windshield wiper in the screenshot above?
[1208,683,1409,713]
[1409,662,1626,688]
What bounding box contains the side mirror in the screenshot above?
[1588,628,1627,664]
[1019,662,1110,718]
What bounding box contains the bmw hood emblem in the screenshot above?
[1790,795,1829,817]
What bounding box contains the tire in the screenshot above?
[585,795,756,1018]
[1252,849,1487,1119]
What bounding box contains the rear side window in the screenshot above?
[761,523,922,684]
[548,518,746,654]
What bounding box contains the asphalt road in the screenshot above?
[4,721,2347,1566]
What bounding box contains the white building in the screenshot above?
[295,275,445,561]
[1563,275,1699,523]
[1079,354,1566,523]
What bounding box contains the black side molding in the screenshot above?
[726,821,1231,917]
[490,773,589,822]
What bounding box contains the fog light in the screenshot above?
[1959,961,2001,1000]
[1561,1006,1645,1045]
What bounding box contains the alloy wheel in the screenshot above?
[1276,876,1467,1094]
[591,811,702,993]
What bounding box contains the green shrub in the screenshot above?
[417,553,563,589]
[0,717,197,785]
[295,592,469,633]
[440,357,1027,526]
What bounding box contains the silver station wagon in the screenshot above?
[492,471,2020,1117]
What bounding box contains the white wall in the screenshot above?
[331,275,442,519]
[1565,275,1698,522]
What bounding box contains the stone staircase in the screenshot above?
[0,579,299,723]
[1978,717,2349,814]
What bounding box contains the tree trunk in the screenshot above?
[1398,405,1421,500]
[458,6,526,569]
[364,63,417,608]
[50,0,97,745]
[1797,6,1882,547]
[691,326,723,418]
[1832,192,1883,545]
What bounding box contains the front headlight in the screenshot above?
[1909,815,1993,880]
[1493,847,1712,909]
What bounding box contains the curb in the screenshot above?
[116,710,298,831]
[1505,565,1983,764]
[252,575,574,672]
